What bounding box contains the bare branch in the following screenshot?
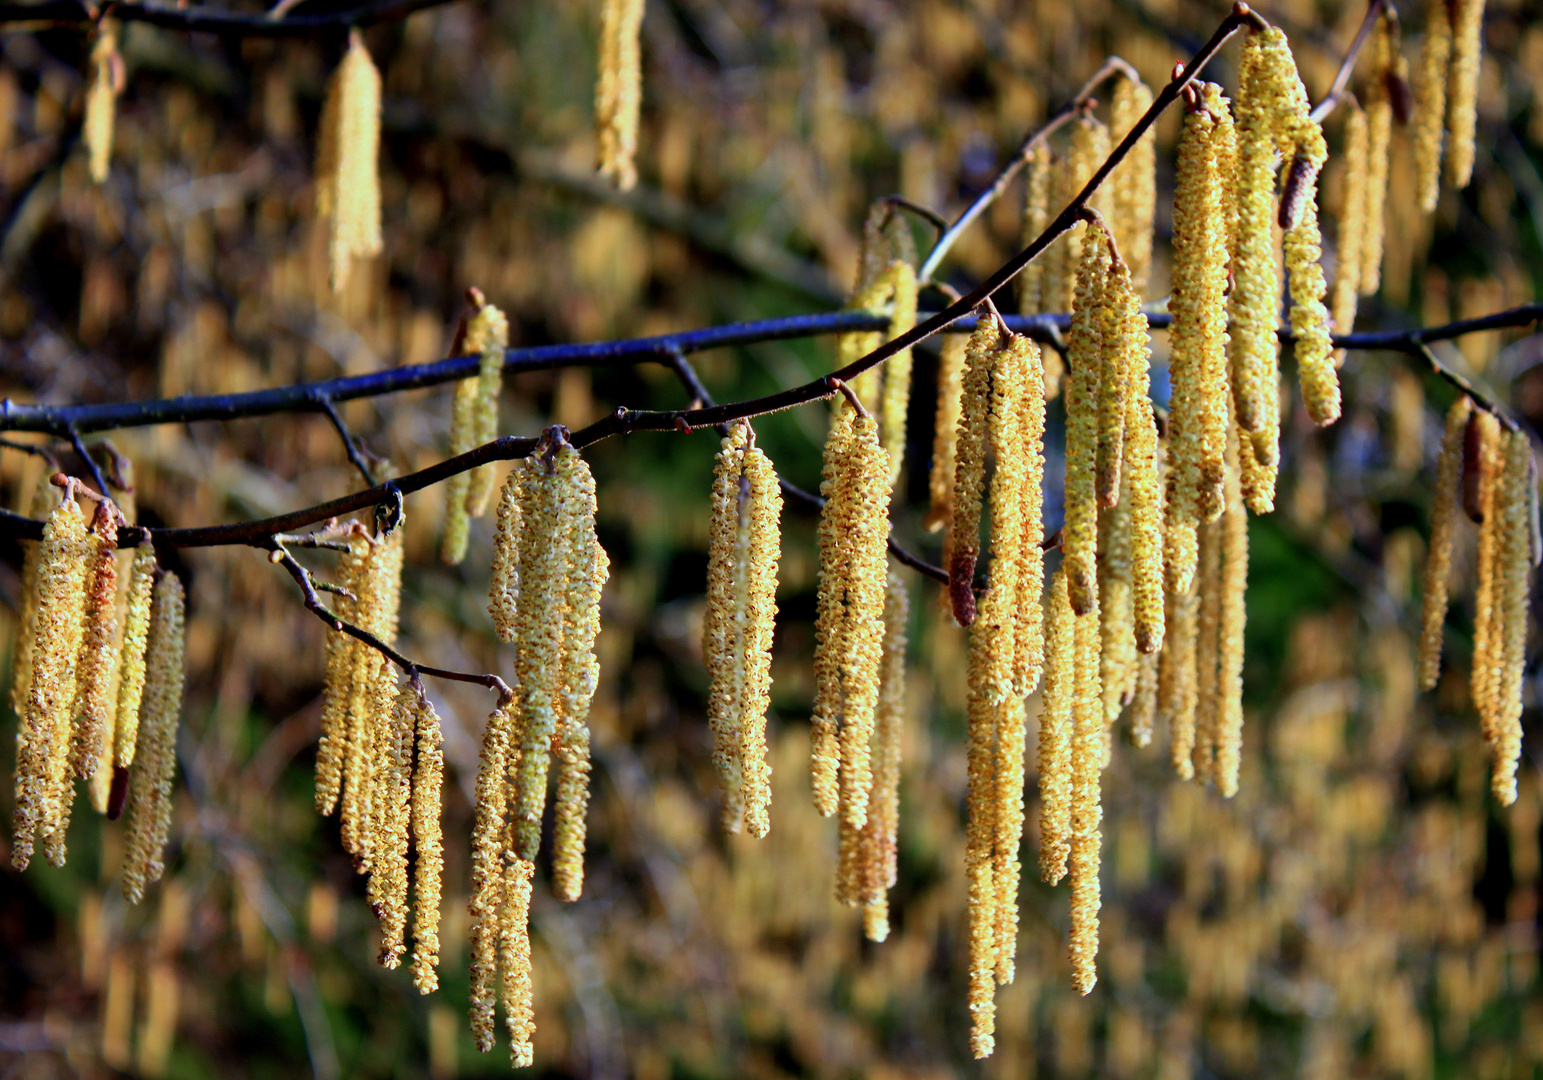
[0,0,462,36]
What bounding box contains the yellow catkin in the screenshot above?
[1214,437,1250,798]
[1192,515,1223,784]
[411,693,445,993]
[948,315,1001,625]
[1116,252,1164,656]
[464,299,511,518]
[1445,0,1485,189]
[1286,194,1342,426]
[1332,106,1369,342]
[72,505,120,780]
[1064,221,1110,616]
[10,479,54,723]
[595,0,644,190]
[1472,411,1502,724]
[121,572,184,903]
[315,535,366,813]
[137,961,179,1078]
[993,692,1027,985]
[1068,592,1103,995]
[854,571,908,941]
[1038,570,1074,884]
[553,447,608,899]
[1095,248,1134,510]
[1011,335,1048,696]
[499,850,537,1066]
[1099,476,1137,721]
[704,424,751,831]
[924,333,968,533]
[1018,142,1053,316]
[338,533,404,862]
[11,495,90,871]
[1047,117,1111,316]
[113,545,157,772]
[739,443,781,838]
[1414,0,1452,210]
[1167,85,1234,596]
[468,702,515,1052]
[1130,650,1158,747]
[1161,581,1199,780]
[879,260,918,489]
[1419,397,1475,689]
[811,407,855,815]
[372,681,416,967]
[836,414,891,830]
[83,22,120,183]
[488,467,524,642]
[965,622,998,1058]
[976,339,1027,707]
[315,32,383,292]
[1359,13,1399,297]
[1491,429,1532,806]
[1111,75,1157,295]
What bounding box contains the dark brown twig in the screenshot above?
[0,0,459,36]
[1308,0,1392,123]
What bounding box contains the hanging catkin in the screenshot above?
[411,692,445,993]
[1068,591,1102,995]
[1445,0,1485,189]
[1046,116,1110,315]
[1214,435,1250,798]
[1121,277,1164,655]
[1332,106,1369,342]
[1064,220,1110,616]
[468,701,515,1053]
[964,620,998,1058]
[441,295,510,564]
[1192,514,1223,784]
[83,22,121,183]
[1161,579,1200,780]
[1011,334,1048,696]
[72,504,120,781]
[1471,411,1502,723]
[596,0,645,190]
[811,406,855,814]
[1038,569,1074,884]
[121,572,185,903]
[1414,0,1452,210]
[315,32,383,292]
[10,478,54,722]
[1418,396,1474,689]
[1110,74,1157,295]
[947,315,1002,626]
[113,545,157,773]
[371,681,417,968]
[705,424,751,831]
[1490,428,1533,806]
[1098,472,1137,720]
[316,533,367,815]
[1286,194,1342,426]
[1167,85,1234,596]
[1095,250,1135,510]
[11,493,89,871]
[488,467,523,641]
[738,442,781,837]
[879,260,918,489]
[1018,142,1053,316]
[1358,12,1400,297]
[499,847,537,1066]
[924,333,968,533]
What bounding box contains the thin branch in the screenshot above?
[63,424,111,501]
[777,478,952,588]
[1308,0,1391,123]
[0,0,461,36]
[311,395,380,487]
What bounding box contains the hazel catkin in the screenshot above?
[947,314,1002,626]
[1358,12,1400,297]
[1038,569,1074,884]
[811,406,855,814]
[924,333,968,533]
[121,571,185,903]
[1332,106,1370,341]
[83,22,121,184]
[72,504,121,781]
[1110,74,1156,295]
[411,692,445,993]
[1286,193,1342,426]
[1018,142,1053,316]
[1063,220,1110,616]
[441,295,510,564]
[113,545,157,773]
[468,701,515,1052]
[1414,0,1452,210]
[1418,396,1473,690]
[315,32,383,292]
[596,0,645,190]
[1445,0,1485,189]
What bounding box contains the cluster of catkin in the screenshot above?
[1414,0,1487,207]
[315,32,384,292]
[596,0,645,190]
[474,431,608,1063]
[10,478,184,905]
[442,294,510,565]
[703,422,782,837]
[1418,400,1538,806]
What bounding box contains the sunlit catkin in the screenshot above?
[1418,396,1473,689]
[1358,12,1399,296]
[468,701,514,1052]
[1064,220,1110,616]
[811,406,855,814]
[1471,411,1502,723]
[1332,106,1369,340]
[499,850,537,1066]
[1214,438,1250,798]
[1047,117,1111,316]
[83,23,120,183]
[595,0,644,190]
[1286,194,1341,426]
[113,545,156,773]
[1011,334,1048,696]
[924,333,968,532]
[879,260,918,489]
[1445,0,1484,189]
[1018,142,1053,316]
[964,631,998,1058]
[1110,75,1156,295]
[1095,249,1135,510]
[315,32,383,292]
[488,468,523,641]
[1414,0,1452,210]
[1122,285,1164,654]
[855,571,907,942]
[72,504,120,780]
[948,315,1001,626]
[1161,581,1199,780]
[1039,570,1074,884]
[315,534,366,814]
[10,479,54,723]
[11,494,89,871]
[411,692,445,993]
[121,572,184,903]
[704,424,751,830]
[738,443,781,837]
[1068,594,1103,995]
[441,294,509,563]
[1491,429,1532,806]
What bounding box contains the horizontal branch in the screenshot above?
[0,0,458,36]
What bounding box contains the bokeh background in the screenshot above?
[3,0,1543,1076]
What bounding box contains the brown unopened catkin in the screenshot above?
[315,32,383,292]
[1418,396,1473,689]
[121,572,184,902]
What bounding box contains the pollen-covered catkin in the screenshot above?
[10,479,54,723]
[315,32,383,292]
[1122,290,1164,655]
[468,702,514,1052]
[315,535,365,814]
[1011,334,1048,696]
[411,693,445,993]
[1096,248,1135,510]
[121,572,184,903]
[704,424,751,831]
[965,630,998,1058]
[372,682,417,967]
[1418,396,1473,689]
[992,694,1026,984]
[1214,437,1250,798]
[1161,581,1200,780]
[1359,12,1399,296]
[1491,428,1533,806]
[83,23,120,183]
[72,505,120,780]
[1415,0,1452,210]
[1192,515,1223,784]
[1286,194,1342,426]
[975,338,1027,706]
[1068,592,1103,995]
[811,407,855,815]
[465,299,511,518]
[1038,570,1074,884]
[113,545,157,773]
[500,850,537,1067]
[855,571,908,942]
[1047,117,1111,316]
[924,333,968,533]
[596,0,644,190]
[948,315,1001,626]
[1064,221,1110,616]
[1332,106,1369,341]
[879,260,918,489]
[11,495,89,871]
[1018,142,1053,316]
[488,468,523,641]
[738,443,782,838]
[1131,651,1158,747]
[1111,75,1157,295]
[1471,411,1502,723]
[1445,0,1485,189]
